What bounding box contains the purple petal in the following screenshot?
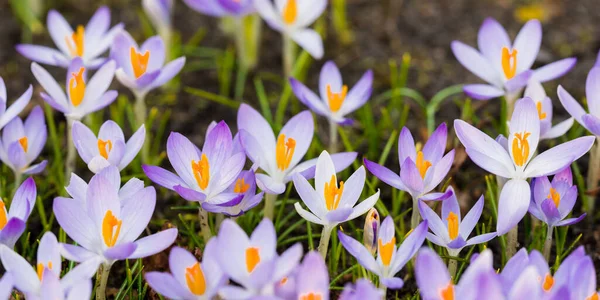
[513,19,541,71]
[72,121,98,163]
[295,251,329,297]
[142,165,184,190]
[524,136,595,178]
[415,248,451,299]
[451,41,501,86]
[53,197,97,249]
[9,177,36,221]
[293,173,325,218]
[0,218,26,248]
[174,185,206,202]
[128,228,178,259]
[145,272,189,299]
[104,242,137,260]
[558,85,587,127]
[496,179,530,235]
[532,58,577,83]
[504,70,533,93]
[463,84,504,100]
[339,70,373,116]
[418,201,448,241]
[459,195,484,237]
[149,57,186,90]
[398,127,416,163]
[466,232,497,246]
[380,277,404,290]
[290,78,328,117]
[325,208,352,223]
[556,214,586,227]
[16,45,69,67]
[422,123,448,164]
[582,114,600,136]
[390,221,428,274]
[540,198,561,225]
[338,231,379,273]
[399,158,424,196]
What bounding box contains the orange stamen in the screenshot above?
[65,25,85,57]
[185,262,206,296]
[327,84,348,113]
[542,274,554,292]
[536,102,547,120]
[501,47,518,79]
[69,67,86,107]
[234,178,250,194]
[440,283,455,300]
[97,139,113,160]
[276,134,296,171]
[378,237,396,266]
[300,293,323,300]
[191,154,210,190]
[102,210,122,247]
[245,247,260,273]
[282,0,297,25]
[587,293,599,300]
[416,151,432,179]
[447,212,459,240]
[511,131,531,167]
[548,188,560,208]
[19,137,28,153]
[0,200,6,230]
[324,175,344,211]
[36,261,53,281]
[130,47,150,78]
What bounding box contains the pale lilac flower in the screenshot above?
[290,61,373,125]
[216,219,302,299]
[72,120,145,173]
[64,165,144,204]
[145,240,226,299]
[339,279,384,300]
[110,31,186,98]
[293,151,379,227]
[143,121,246,205]
[202,171,264,217]
[31,58,117,121]
[294,251,329,300]
[237,104,356,195]
[452,18,576,100]
[0,106,47,176]
[183,0,254,17]
[0,77,33,130]
[0,232,96,299]
[254,0,326,58]
[565,249,598,300]
[0,178,36,248]
[454,97,595,234]
[524,79,573,140]
[558,66,600,136]
[338,217,428,289]
[17,7,123,69]
[143,0,174,36]
[419,187,496,256]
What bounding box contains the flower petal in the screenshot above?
[451,41,501,87]
[338,231,379,274]
[363,158,405,190]
[524,136,595,178]
[513,19,541,71]
[496,179,530,235]
[532,58,577,83]
[291,29,323,59]
[129,228,178,259]
[463,84,505,101]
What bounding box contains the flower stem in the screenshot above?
[318,225,334,259]
[543,225,553,261]
[134,93,149,164]
[198,207,212,242]
[65,117,76,182]
[282,33,295,79]
[95,263,112,300]
[448,257,458,279]
[506,225,518,259]
[378,280,387,297]
[329,119,338,153]
[12,172,22,196]
[410,197,420,229]
[585,138,600,219]
[264,193,277,220]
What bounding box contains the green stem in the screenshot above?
[234,17,248,100]
[198,207,212,242]
[448,257,458,279]
[95,263,112,300]
[134,93,149,164]
[586,138,600,218]
[506,225,519,259]
[329,119,338,153]
[264,193,277,220]
[410,197,420,229]
[282,33,295,79]
[543,225,553,261]
[378,280,388,297]
[12,172,22,196]
[65,117,77,182]
[318,225,334,258]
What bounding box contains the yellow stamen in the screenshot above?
[130,47,150,78]
[440,283,455,300]
[548,188,560,208]
[536,102,547,120]
[0,200,6,230]
[326,84,348,113]
[36,261,53,281]
[282,0,297,25]
[191,154,210,190]
[324,175,344,211]
[234,178,250,194]
[245,247,260,273]
[542,274,554,292]
[378,237,396,266]
[501,47,518,80]
[416,151,432,179]
[511,131,531,167]
[65,25,85,57]
[587,293,599,300]
[97,139,113,160]
[102,210,122,247]
[447,211,459,240]
[280,277,288,285]
[69,67,86,107]
[276,134,296,171]
[19,137,28,153]
[300,293,323,300]
[185,262,206,296]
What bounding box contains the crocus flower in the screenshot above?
[520,248,586,297]
[183,0,254,17]
[31,57,117,121]
[363,208,380,255]
[339,279,384,300]
[143,121,246,205]
[16,7,123,69]
[293,151,380,229]
[0,106,47,176]
[110,31,186,98]
[143,0,173,36]
[202,171,264,217]
[0,178,36,248]
[454,97,595,234]
[558,66,600,136]
[216,219,302,299]
[0,232,97,299]
[72,120,145,173]
[254,0,326,58]
[452,18,576,101]
[0,77,33,131]
[338,217,428,289]
[65,165,144,204]
[53,166,178,268]
[0,275,12,299]
[418,187,496,256]
[524,79,573,140]
[290,61,373,125]
[566,250,599,300]
[294,251,329,300]
[237,104,356,195]
[145,240,226,299]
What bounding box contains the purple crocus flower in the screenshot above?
[72,120,145,173]
[110,31,186,98]
[145,240,226,299]
[237,104,356,195]
[524,79,573,140]
[17,7,123,69]
[418,187,496,256]
[143,0,173,35]
[143,121,246,205]
[339,279,384,300]
[295,251,329,300]
[558,66,600,136]
[216,219,302,299]
[202,171,264,216]
[338,217,428,289]
[0,77,32,131]
[454,97,595,234]
[31,58,117,121]
[566,249,598,300]
[183,0,254,17]
[290,61,373,125]
[0,232,97,299]
[65,165,144,204]
[451,18,576,100]
[0,177,36,248]
[0,106,47,176]
[53,166,178,269]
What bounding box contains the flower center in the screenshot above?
[548,188,560,208]
[501,47,518,80]
[324,175,344,211]
[130,47,150,79]
[377,237,396,266]
[185,262,206,296]
[65,25,85,57]
[0,200,6,230]
[282,0,297,25]
[536,102,547,120]
[542,274,554,292]
[245,247,260,273]
[416,150,432,179]
[191,154,210,190]
[587,293,599,300]
[19,137,28,153]
[327,84,348,113]
[102,210,122,247]
[300,293,323,300]
[511,131,531,167]
[36,261,53,281]
[234,178,250,194]
[276,134,296,171]
[447,211,459,240]
[97,139,113,160]
[69,67,86,107]
[439,282,455,300]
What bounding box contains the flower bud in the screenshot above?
[363,208,380,255]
